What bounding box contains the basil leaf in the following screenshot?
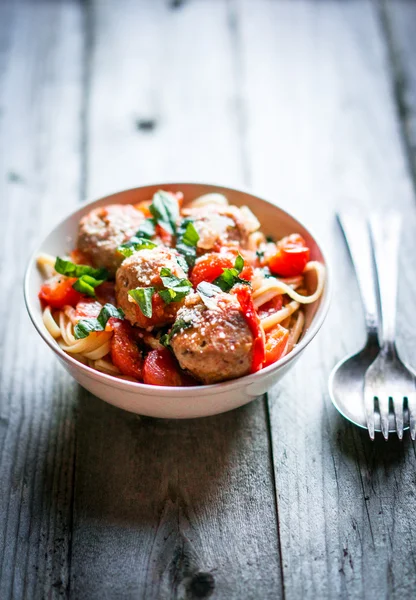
[158,288,177,304]
[73,274,105,297]
[181,221,199,246]
[149,190,179,235]
[161,318,193,348]
[176,218,200,268]
[128,287,154,318]
[97,303,125,328]
[55,257,108,281]
[158,268,192,304]
[175,254,189,274]
[136,218,156,239]
[234,253,244,273]
[117,236,157,258]
[266,235,275,243]
[212,254,251,292]
[74,303,124,339]
[256,249,265,261]
[74,318,103,339]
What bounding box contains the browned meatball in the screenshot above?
[77,204,144,275]
[170,292,253,384]
[182,205,251,252]
[115,246,187,329]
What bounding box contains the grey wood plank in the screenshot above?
[380,0,416,184]
[237,0,416,598]
[71,1,282,599]
[0,1,84,598]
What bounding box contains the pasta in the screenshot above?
[38,190,325,386]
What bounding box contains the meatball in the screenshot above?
[182,205,253,252]
[170,292,253,384]
[116,246,187,329]
[77,204,144,275]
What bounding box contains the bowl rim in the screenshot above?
[24,181,332,395]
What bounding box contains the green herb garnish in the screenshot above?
[74,303,124,339]
[213,254,251,292]
[128,287,155,318]
[117,236,157,258]
[149,190,179,235]
[73,274,106,297]
[175,218,200,268]
[161,318,193,348]
[136,218,156,239]
[158,268,192,304]
[55,257,108,281]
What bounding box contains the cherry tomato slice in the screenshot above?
[143,348,183,386]
[39,276,83,309]
[110,319,143,380]
[257,295,283,319]
[268,234,310,277]
[263,326,289,367]
[233,284,265,373]
[190,253,253,288]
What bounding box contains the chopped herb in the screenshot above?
[213,254,251,292]
[74,303,124,339]
[136,218,156,239]
[55,257,108,281]
[161,318,193,348]
[256,249,265,261]
[128,287,155,318]
[73,274,106,297]
[266,235,275,243]
[117,236,157,258]
[175,218,200,268]
[158,267,192,304]
[175,254,189,274]
[149,190,179,235]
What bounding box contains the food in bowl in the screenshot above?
[36,190,325,387]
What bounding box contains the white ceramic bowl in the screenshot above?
[24,183,331,418]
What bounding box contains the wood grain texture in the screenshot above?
[71,1,282,598]
[236,0,416,598]
[380,0,416,184]
[0,1,84,598]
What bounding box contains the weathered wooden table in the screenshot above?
[1,1,416,598]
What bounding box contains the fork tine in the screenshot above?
[379,396,390,440]
[407,391,416,441]
[364,388,375,440]
[392,397,404,440]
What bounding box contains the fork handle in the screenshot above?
[337,212,379,341]
[370,212,401,350]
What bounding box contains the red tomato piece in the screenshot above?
[257,295,283,319]
[75,299,102,319]
[190,253,253,288]
[143,349,183,386]
[268,234,310,277]
[39,276,83,309]
[263,326,289,367]
[233,284,265,373]
[110,319,143,380]
[95,281,116,306]
[155,224,173,246]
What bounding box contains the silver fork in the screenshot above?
[364,212,416,440]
